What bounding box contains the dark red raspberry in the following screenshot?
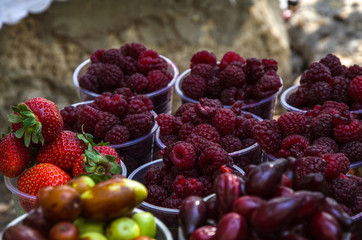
[79,74,100,93]
[104,125,130,145]
[137,50,168,74]
[90,49,105,63]
[160,135,178,148]
[61,105,81,131]
[161,173,175,194]
[234,116,259,139]
[94,112,121,141]
[348,76,362,102]
[77,104,100,135]
[262,58,278,72]
[295,156,327,179]
[173,175,204,198]
[219,51,245,70]
[219,65,246,88]
[351,101,362,111]
[329,76,351,103]
[252,119,283,154]
[211,108,236,135]
[279,134,309,158]
[321,153,350,180]
[304,144,334,157]
[190,50,217,68]
[305,62,332,84]
[312,137,339,152]
[93,93,128,118]
[240,138,256,149]
[198,146,233,175]
[244,58,265,84]
[191,63,217,80]
[253,71,282,99]
[309,113,334,139]
[192,124,220,143]
[113,87,135,100]
[117,56,138,75]
[339,141,362,163]
[120,42,147,60]
[206,76,222,99]
[146,184,168,206]
[122,113,154,139]
[292,83,310,107]
[319,54,344,76]
[162,193,183,209]
[170,142,196,170]
[178,168,201,178]
[321,100,350,113]
[345,64,362,80]
[178,122,195,141]
[328,176,358,206]
[132,95,154,111]
[220,87,238,105]
[194,98,223,119]
[175,103,195,117]
[126,73,148,93]
[147,70,170,92]
[97,64,124,91]
[198,175,214,196]
[230,100,243,116]
[181,75,207,100]
[185,134,220,155]
[220,135,242,153]
[309,81,332,105]
[182,107,207,126]
[144,165,163,186]
[334,119,362,143]
[277,111,307,136]
[87,62,104,79]
[101,48,122,65]
[156,113,176,136]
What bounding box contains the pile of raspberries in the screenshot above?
[252,101,361,215]
[287,53,362,111]
[180,50,282,105]
[79,42,173,94]
[60,88,154,145]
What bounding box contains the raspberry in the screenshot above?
[328,76,351,104]
[126,73,148,93]
[125,98,147,115]
[181,74,207,100]
[206,76,222,98]
[120,42,147,60]
[123,112,154,139]
[198,175,214,196]
[191,63,217,80]
[277,112,307,136]
[117,56,138,75]
[90,49,105,63]
[198,146,233,175]
[137,50,168,74]
[244,58,265,84]
[319,53,344,76]
[345,64,362,80]
[234,116,259,139]
[339,141,362,163]
[351,101,362,111]
[295,156,327,179]
[173,175,204,198]
[211,108,236,135]
[309,113,334,139]
[220,87,238,105]
[144,165,163,186]
[87,62,105,79]
[262,58,278,72]
[77,104,100,135]
[305,62,332,84]
[98,64,124,91]
[240,138,256,149]
[321,101,350,113]
[162,193,183,209]
[312,137,339,152]
[93,93,128,118]
[348,76,362,102]
[61,105,81,131]
[292,83,310,107]
[190,50,217,68]
[170,142,196,170]
[309,81,332,105]
[178,168,201,178]
[146,184,168,206]
[219,51,245,70]
[79,74,100,93]
[192,124,220,143]
[328,176,358,206]
[333,119,362,143]
[194,98,223,119]
[156,113,176,136]
[131,95,154,111]
[94,112,121,141]
[219,65,246,88]
[161,173,175,194]
[220,135,242,153]
[304,144,334,157]
[160,135,178,148]
[321,153,350,180]
[104,125,130,145]
[279,134,309,158]
[253,71,282,99]
[113,87,135,100]
[175,103,195,117]
[185,134,220,155]
[230,100,243,116]
[146,70,170,92]
[252,119,283,154]
[178,122,195,141]
[101,48,122,65]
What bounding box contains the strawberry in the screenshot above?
[0,133,32,177]
[8,97,63,147]
[36,130,86,172]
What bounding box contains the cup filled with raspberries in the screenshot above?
[73,42,179,114]
[178,158,359,240]
[281,53,362,119]
[175,50,283,119]
[60,89,158,174]
[1,97,127,215]
[155,98,264,170]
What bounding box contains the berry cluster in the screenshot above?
[60,88,155,144]
[79,42,173,94]
[287,53,362,111]
[181,50,282,105]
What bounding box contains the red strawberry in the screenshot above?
[36,130,86,172]
[93,145,121,163]
[8,97,63,146]
[0,133,32,177]
[72,154,87,178]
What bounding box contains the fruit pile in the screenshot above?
[286,53,362,111]
[179,159,356,240]
[61,89,155,145]
[79,42,173,95]
[180,50,282,105]
[3,176,157,240]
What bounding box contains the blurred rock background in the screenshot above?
[0,0,361,230]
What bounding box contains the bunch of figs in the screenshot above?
[2,175,151,240]
[179,158,358,240]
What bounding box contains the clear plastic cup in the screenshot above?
[73,55,179,115]
[175,69,283,120]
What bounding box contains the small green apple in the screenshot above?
[73,217,105,235]
[132,212,156,238]
[80,231,108,240]
[106,217,140,240]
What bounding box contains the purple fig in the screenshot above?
[293,191,324,220]
[232,195,265,219]
[294,173,328,194]
[274,186,294,197]
[319,197,352,231]
[190,225,217,240]
[3,224,46,240]
[215,212,248,240]
[309,211,342,240]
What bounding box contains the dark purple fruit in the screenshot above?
[190,226,217,240]
[205,194,219,223]
[309,211,342,240]
[273,186,294,197]
[22,207,53,237]
[281,232,309,240]
[215,212,248,240]
[293,191,324,220]
[319,197,352,231]
[3,224,46,240]
[293,173,328,195]
[232,195,265,219]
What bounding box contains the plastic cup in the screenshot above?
[175,69,283,120]
[0,208,174,240]
[73,55,179,114]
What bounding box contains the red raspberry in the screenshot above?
[295,156,327,179]
[198,175,214,196]
[181,75,207,100]
[170,142,196,170]
[234,116,259,139]
[279,134,309,158]
[160,135,178,148]
[333,119,362,143]
[146,70,170,92]
[348,76,362,102]
[220,135,242,153]
[339,141,361,163]
[309,113,334,139]
[351,101,362,111]
[126,73,148,93]
[104,125,130,145]
[120,42,147,60]
[161,173,175,194]
[198,146,233,175]
[101,48,122,65]
[292,83,310,107]
[117,56,138,75]
[230,100,243,116]
[98,64,125,91]
[319,53,344,76]
[122,113,154,139]
[219,51,245,70]
[127,98,149,115]
[185,134,220,155]
[253,71,282,99]
[94,112,121,141]
[240,138,256,149]
[321,101,350,114]
[322,153,350,180]
[329,76,351,103]
[93,93,128,118]
[77,104,100,135]
[312,137,339,152]
[277,112,307,136]
[178,122,195,141]
[162,193,183,209]
[113,87,135,100]
[191,63,217,80]
[190,50,217,68]
[61,105,81,131]
[219,65,246,88]
[244,58,265,84]
[178,168,201,178]
[304,144,334,157]
[137,50,168,74]
[90,49,105,63]
[79,74,100,93]
[345,64,362,80]
[175,103,195,117]
[173,175,204,198]
[132,95,154,111]
[156,113,176,136]
[262,58,278,72]
[220,87,238,105]
[328,176,358,206]
[206,76,222,98]
[87,62,104,79]
[304,62,332,84]
[194,98,223,119]
[146,184,168,206]
[211,108,236,135]
[192,124,220,143]
[309,81,332,105]
[144,165,163,186]
[252,119,283,154]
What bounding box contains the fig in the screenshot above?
[273,186,294,197]
[232,195,265,219]
[293,172,328,195]
[309,211,342,240]
[281,232,309,240]
[214,212,248,240]
[80,178,147,221]
[319,197,352,231]
[293,191,324,220]
[190,225,217,240]
[49,222,80,240]
[67,175,96,194]
[179,196,208,238]
[205,194,219,223]
[40,185,82,222]
[2,224,46,240]
[22,207,54,237]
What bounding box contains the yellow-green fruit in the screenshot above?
[106,217,140,240]
[67,175,96,194]
[73,217,105,235]
[132,212,156,238]
[81,231,108,240]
